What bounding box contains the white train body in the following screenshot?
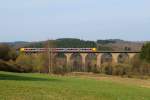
[20,48,96,53]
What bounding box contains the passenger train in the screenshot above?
[20,48,97,53]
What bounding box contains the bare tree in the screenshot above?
[47,39,55,74]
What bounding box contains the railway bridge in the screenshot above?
[63,51,139,69]
[20,48,140,70]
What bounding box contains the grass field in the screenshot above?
[0,71,150,100]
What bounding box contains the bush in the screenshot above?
[140,42,150,63]
[15,54,50,73]
[130,55,150,76]
[0,60,22,72]
[89,64,100,73]
[130,54,142,74]
[101,63,113,75]
[52,65,67,75]
[32,54,46,73]
[16,55,33,72]
[139,61,150,76]
[101,63,132,76]
[112,64,132,76]
[0,44,18,61]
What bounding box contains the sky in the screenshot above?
[0,0,150,42]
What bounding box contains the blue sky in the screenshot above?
[0,0,150,42]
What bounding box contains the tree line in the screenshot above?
[25,38,96,48]
[23,38,133,51]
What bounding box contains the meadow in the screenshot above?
[0,71,150,100]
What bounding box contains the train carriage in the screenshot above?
[20,48,97,53]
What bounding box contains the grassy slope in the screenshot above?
[0,71,150,100]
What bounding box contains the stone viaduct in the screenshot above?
[62,51,139,68]
[21,48,140,68]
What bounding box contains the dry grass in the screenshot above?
[68,72,150,88]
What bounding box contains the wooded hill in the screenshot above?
[1,38,145,51]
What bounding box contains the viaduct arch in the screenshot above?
[64,52,138,69]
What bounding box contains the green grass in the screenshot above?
[0,71,150,100]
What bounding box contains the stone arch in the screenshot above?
[70,53,82,72]
[53,53,67,67]
[118,53,129,63]
[128,53,137,59]
[101,53,113,64]
[85,53,97,72]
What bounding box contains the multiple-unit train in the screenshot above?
[20,48,97,53]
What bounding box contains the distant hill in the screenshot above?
[1,41,30,48]
[97,39,144,51]
[0,38,146,51]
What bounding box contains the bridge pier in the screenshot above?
[96,53,103,68]
[111,53,120,63]
[80,53,88,71]
[64,53,72,68]
[128,53,136,59]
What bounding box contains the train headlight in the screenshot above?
[92,48,96,51]
[20,48,25,52]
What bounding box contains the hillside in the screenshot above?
[1,38,145,51]
[97,39,144,51]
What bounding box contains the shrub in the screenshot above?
[91,64,100,73]
[130,54,142,74]
[130,55,150,76]
[140,61,150,76]
[16,54,33,72]
[101,63,132,76]
[112,64,132,76]
[0,44,17,61]
[101,63,113,75]
[32,54,46,73]
[52,65,67,75]
[140,42,150,63]
[0,60,22,72]
[15,54,50,73]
